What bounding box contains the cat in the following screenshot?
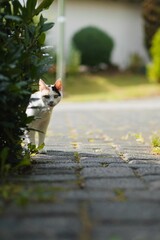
[25,78,62,153]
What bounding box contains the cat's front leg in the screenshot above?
[38,117,50,154]
[38,130,47,154]
[28,130,36,146]
[25,129,35,145]
[38,131,45,146]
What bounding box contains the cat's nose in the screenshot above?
[49,101,54,107]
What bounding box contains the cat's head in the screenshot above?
[39,79,62,108]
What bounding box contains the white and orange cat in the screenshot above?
[25,79,62,153]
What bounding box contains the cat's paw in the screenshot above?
[38,148,47,154]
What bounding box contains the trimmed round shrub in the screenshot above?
[72,26,114,67]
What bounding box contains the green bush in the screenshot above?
[72,26,114,67]
[147,28,160,83]
[0,0,54,173]
[128,53,145,74]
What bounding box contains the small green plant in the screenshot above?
[24,143,45,157]
[147,28,160,83]
[72,26,114,67]
[128,53,145,73]
[74,151,80,163]
[121,132,144,143]
[132,132,144,143]
[114,188,127,202]
[151,133,160,154]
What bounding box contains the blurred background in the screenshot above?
[42,0,160,102]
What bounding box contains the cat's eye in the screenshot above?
[54,95,59,99]
[43,95,50,99]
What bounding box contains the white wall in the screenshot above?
[44,0,149,69]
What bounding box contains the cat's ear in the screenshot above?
[54,79,62,91]
[39,79,49,91]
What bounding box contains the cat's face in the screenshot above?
[39,79,62,108]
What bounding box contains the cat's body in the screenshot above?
[25,79,62,152]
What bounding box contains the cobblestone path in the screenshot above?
[1,99,160,240]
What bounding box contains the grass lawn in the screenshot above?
[44,72,160,102]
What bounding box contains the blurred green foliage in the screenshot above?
[142,0,160,52]
[72,26,114,68]
[0,0,54,174]
[147,28,160,83]
[128,53,145,74]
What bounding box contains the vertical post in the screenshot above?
[56,0,65,81]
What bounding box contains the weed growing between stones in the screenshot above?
[73,152,85,189]
[151,133,160,154]
[74,152,81,163]
[113,189,127,202]
[0,183,63,211]
[121,132,144,143]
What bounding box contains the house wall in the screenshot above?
[44,0,149,69]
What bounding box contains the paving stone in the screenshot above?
[82,166,134,178]
[89,202,160,221]
[12,174,77,182]
[126,189,160,202]
[125,153,160,161]
[86,178,146,190]
[149,180,160,189]
[33,156,75,164]
[2,202,79,216]
[92,225,160,240]
[78,162,104,168]
[135,166,160,176]
[57,189,115,201]
[31,169,76,175]
[143,175,160,182]
[80,156,123,164]
[128,159,160,165]
[0,216,81,240]
[127,163,160,168]
[34,162,78,169]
